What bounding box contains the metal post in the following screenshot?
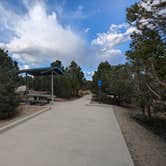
[98,86,101,103]
[51,71,54,103]
[97,80,102,103]
[25,72,28,94]
[25,72,28,110]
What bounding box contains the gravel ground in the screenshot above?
[0,104,48,128]
[112,105,166,166]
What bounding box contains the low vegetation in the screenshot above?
[0,49,19,119]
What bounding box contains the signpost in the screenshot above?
[98,80,102,103]
[98,80,102,87]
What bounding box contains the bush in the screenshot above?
[153,102,166,113]
[54,75,73,99]
[0,72,19,119]
[92,93,120,105]
[0,49,19,119]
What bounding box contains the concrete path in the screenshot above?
[0,95,134,166]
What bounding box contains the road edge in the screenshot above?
[111,105,135,166]
[0,106,51,134]
[87,101,135,166]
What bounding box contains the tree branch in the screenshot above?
[145,83,161,99]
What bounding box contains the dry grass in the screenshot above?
[0,104,48,128]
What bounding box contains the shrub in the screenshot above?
[0,72,19,119]
[0,49,19,119]
[153,102,166,113]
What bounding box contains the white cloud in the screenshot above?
[0,42,5,48]
[0,1,142,79]
[92,23,137,63]
[84,71,94,76]
[0,4,21,32]
[20,64,30,70]
[0,1,85,67]
[92,23,137,49]
[84,28,90,33]
[100,49,122,57]
[83,71,94,80]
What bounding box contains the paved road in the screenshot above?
[0,95,134,166]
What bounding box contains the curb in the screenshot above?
[112,109,135,166]
[0,106,51,134]
[86,102,112,108]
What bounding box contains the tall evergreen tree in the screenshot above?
[68,61,84,97]
[126,0,166,118]
[92,62,134,105]
[92,61,111,94]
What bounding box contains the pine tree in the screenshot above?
[126,0,166,118]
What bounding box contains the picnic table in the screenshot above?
[27,93,52,105]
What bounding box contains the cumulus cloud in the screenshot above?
[92,23,137,49]
[92,23,137,64]
[0,4,21,32]
[0,1,85,67]
[0,0,140,77]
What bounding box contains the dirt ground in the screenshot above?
[112,105,166,166]
[0,104,48,128]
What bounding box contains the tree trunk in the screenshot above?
[73,89,77,97]
[76,89,79,97]
[147,104,152,120]
[136,68,145,115]
[141,105,145,116]
[72,89,74,97]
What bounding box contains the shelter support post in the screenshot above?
[25,72,28,93]
[25,72,28,110]
[51,71,54,103]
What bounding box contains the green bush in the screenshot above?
[0,72,19,119]
[0,49,19,119]
[54,75,72,99]
[153,102,166,113]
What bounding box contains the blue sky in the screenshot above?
[0,0,137,79]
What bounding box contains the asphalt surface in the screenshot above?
[0,95,134,166]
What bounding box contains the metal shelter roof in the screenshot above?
[18,67,63,76]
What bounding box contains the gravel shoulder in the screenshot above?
[112,105,166,166]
